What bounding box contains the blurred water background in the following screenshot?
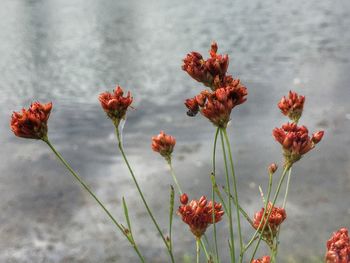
[1,0,350,262]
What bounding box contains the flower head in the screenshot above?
[253,202,286,242]
[182,42,229,90]
[151,131,176,162]
[185,79,247,127]
[278,91,305,122]
[178,194,224,238]
[251,256,271,263]
[99,86,133,127]
[325,228,350,263]
[273,122,324,167]
[11,102,52,140]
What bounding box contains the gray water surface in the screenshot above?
[1,0,350,262]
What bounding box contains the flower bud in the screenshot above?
[180,193,188,205]
[312,131,324,144]
[268,163,278,174]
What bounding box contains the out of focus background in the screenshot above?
[1,0,349,262]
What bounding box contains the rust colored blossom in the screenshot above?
[325,228,350,263]
[251,256,271,263]
[278,91,305,122]
[185,78,247,127]
[99,86,133,127]
[273,122,324,167]
[178,194,224,238]
[182,42,229,90]
[253,202,286,241]
[10,102,52,140]
[151,131,176,162]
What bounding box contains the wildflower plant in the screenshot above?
[10,41,344,263]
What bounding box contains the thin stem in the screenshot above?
[220,129,235,263]
[196,238,201,263]
[44,139,145,262]
[200,237,210,260]
[273,167,293,260]
[168,186,175,252]
[115,128,175,263]
[168,160,183,195]
[222,186,254,227]
[249,166,290,262]
[212,127,220,263]
[282,167,292,209]
[222,128,243,261]
[168,159,209,261]
[242,172,273,254]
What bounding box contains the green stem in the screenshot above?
[242,172,273,254]
[222,186,254,227]
[249,166,290,262]
[115,128,175,263]
[196,238,201,263]
[273,167,293,260]
[200,237,210,260]
[282,167,292,209]
[220,129,235,263]
[222,128,243,262]
[168,160,183,195]
[44,138,145,262]
[212,128,220,263]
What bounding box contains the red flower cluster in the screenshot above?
[273,122,324,167]
[251,256,271,263]
[253,202,286,241]
[177,194,224,238]
[151,131,176,162]
[278,91,305,122]
[325,228,350,263]
[10,102,52,140]
[182,42,229,90]
[182,42,248,127]
[185,78,247,127]
[99,86,133,126]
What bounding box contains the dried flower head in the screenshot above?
[99,86,133,127]
[151,131,176,162]
[278,91,305,122]
[185,79,247,127]
[177,194,224,238]
[251,256,271,263]
[11,102,52,140]
[273,122,324,167]
[182,42,229,90]
[253,202,286,241]
[325,228,350,263]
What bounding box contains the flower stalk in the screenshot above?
[222,128,243,261]
[43,138,145,262]
[219,128,235,262]
[115,127,175,263]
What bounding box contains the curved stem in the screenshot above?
[212,128,220,263]
[44,139,145,262]
[249,166,290,262]
[115,128,175,263]
[222,128,243,261]
[220,129,235,262]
